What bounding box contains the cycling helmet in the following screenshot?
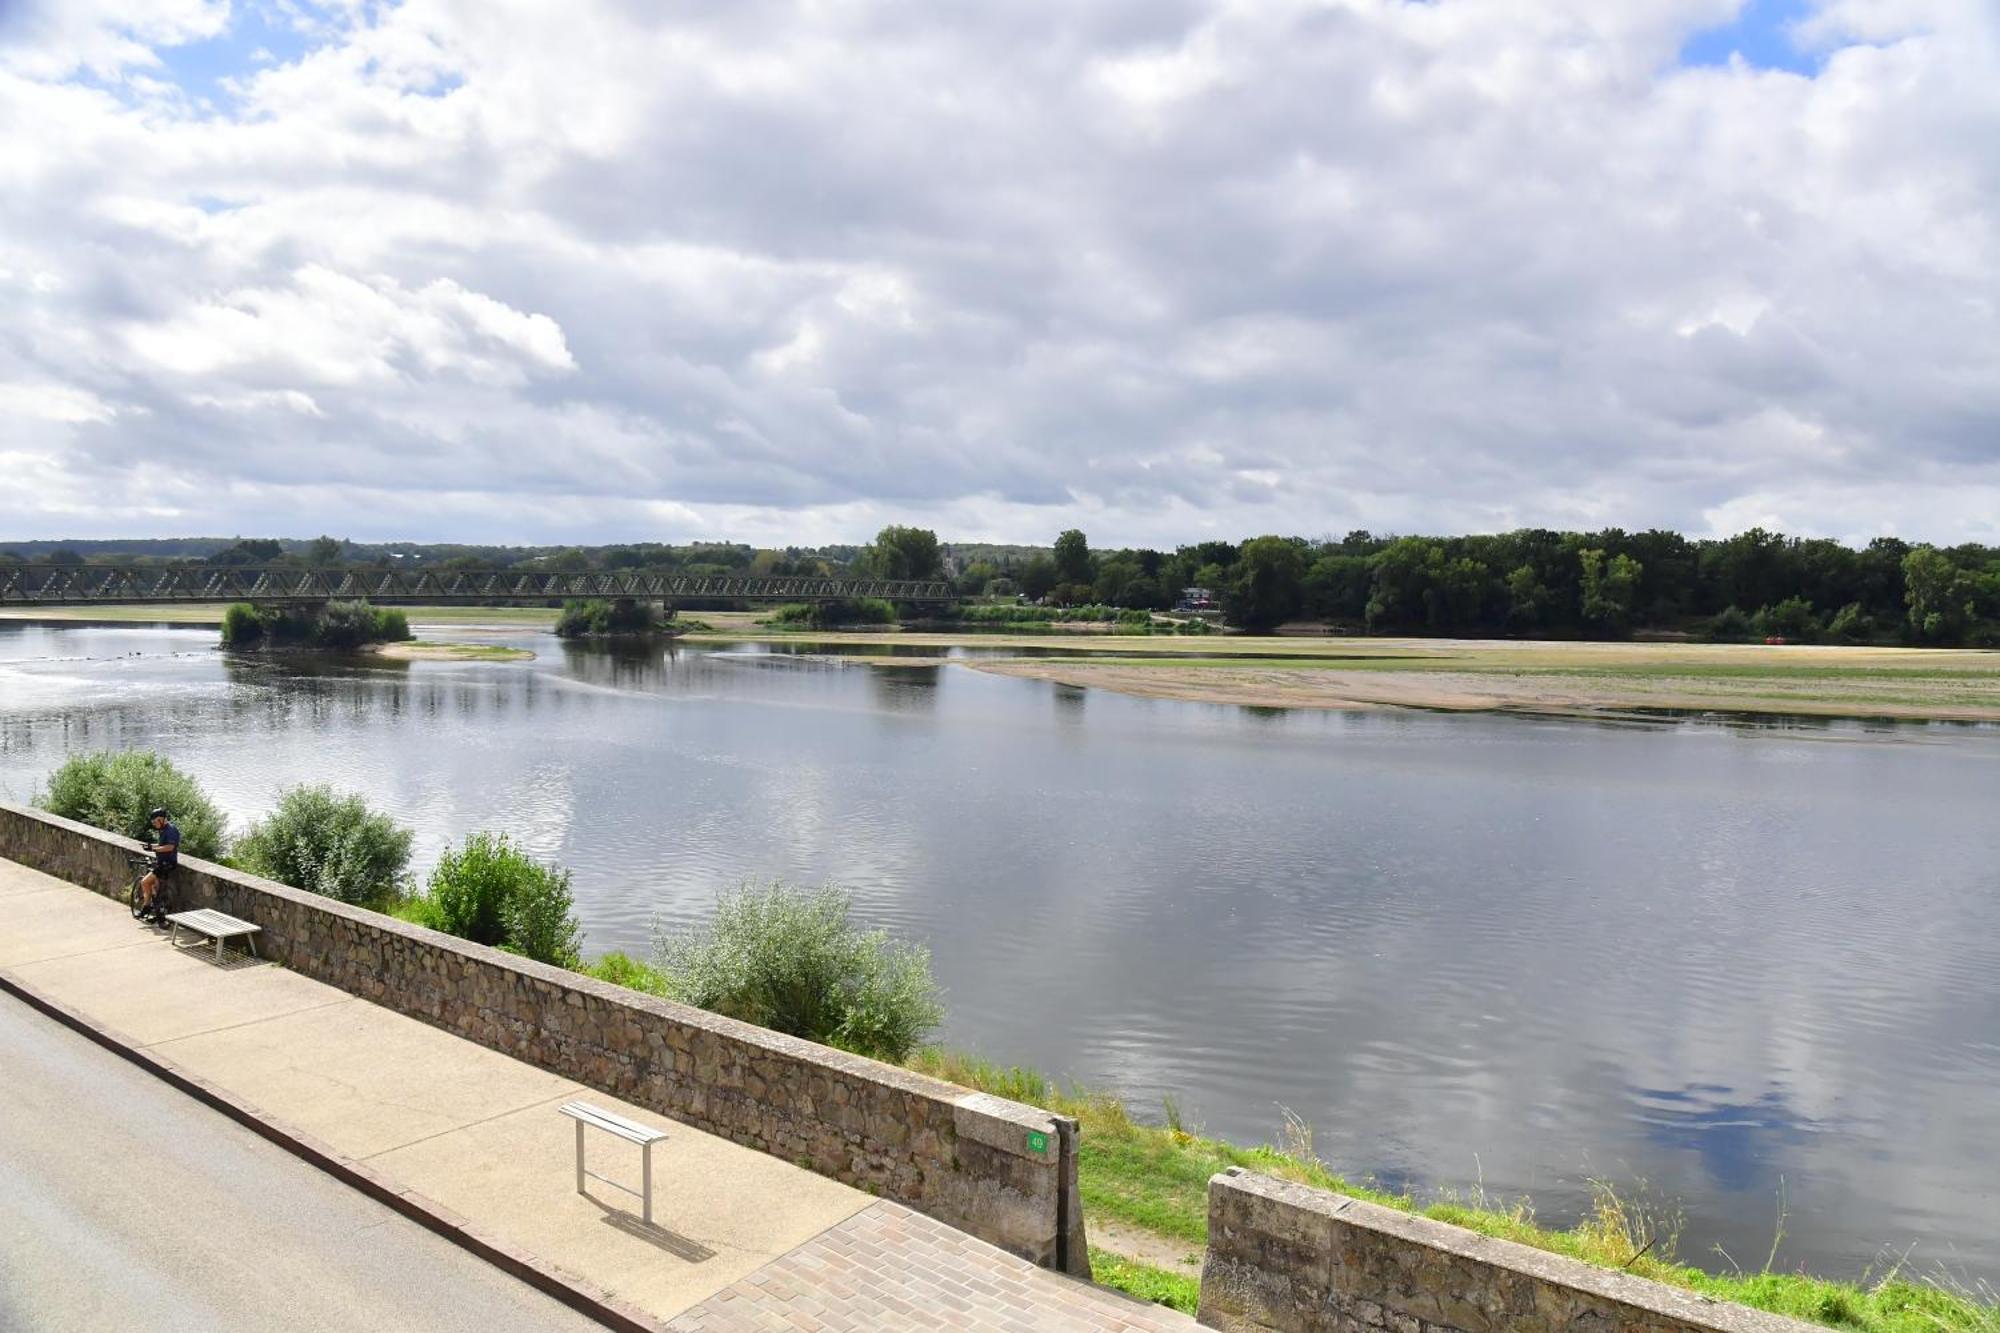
[148,807,169,821]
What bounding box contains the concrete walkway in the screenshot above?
[0,990,607,1332]
[0,858,1193,1330]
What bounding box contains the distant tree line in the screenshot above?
[12,525,2000,645]
[955,527,2000,645]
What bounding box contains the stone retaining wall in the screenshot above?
[0,801,1086,1274]
[1198,1169,1820,1333]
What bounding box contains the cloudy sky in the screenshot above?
[1,0,1995,549]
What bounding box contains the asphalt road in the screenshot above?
[0,992,609,1333]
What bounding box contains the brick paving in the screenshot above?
[665,1201,1197,1332]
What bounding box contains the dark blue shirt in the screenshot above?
[154,822,180,866]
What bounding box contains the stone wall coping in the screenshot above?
[0,798,1057,1156]
[1212,1169,1825,1333]
[954,1092,1059,1163]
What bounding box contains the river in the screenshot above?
[2,619,1996,1286]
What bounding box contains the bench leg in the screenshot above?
[643,1139,653,1226]
[247,934,259,959]
[217,934,226,964]
[575,1120,586,1196]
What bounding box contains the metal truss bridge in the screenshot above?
[0,565,963,607]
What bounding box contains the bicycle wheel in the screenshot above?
[129,871,149,919]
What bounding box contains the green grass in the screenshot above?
[581,951,671,993]
[1088,1249,1201,1315]
[392,641,535,661]
[907,1050,1999,1333]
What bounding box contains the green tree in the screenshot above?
[1903,546,1976,643]
[1753,597,1822,642]
[1020,554,1058,601]
[209,538,284,566]
[1303,554,1371,623]
[1579,549,1643,635]
[956,560,1000,596]
[1504,564,1550,632]
[862,526,944,581]
[1225,536,1306,630]
[1703,606,1754,642]
[1053,529,1093,586]
[1366,538,1445,630]
[305,535,345,567]
[1825,602,1875,643]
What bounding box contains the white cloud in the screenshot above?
[0,382,116,424]
[0,0,1996,546]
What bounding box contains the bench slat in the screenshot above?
[164,909,261,938]
[558,1101,667,1144]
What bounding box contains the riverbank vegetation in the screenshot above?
[939,604,1213,635]
[763,597,899,629]
[554,597,668,637]
[909,1052,1997,1330]
[36,751,228,858]
[399,832,583,967]
[232,784,414,907]
[26,522,2000,646]
[219,599,411,648]
[647,883,942,1062]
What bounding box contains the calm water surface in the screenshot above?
[3,621,1996,1283]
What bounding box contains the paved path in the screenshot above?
[1,856,1196,1330]
[668,1201,1194,1332]
[0,987,606,1333]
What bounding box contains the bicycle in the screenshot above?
[127,852,173,923]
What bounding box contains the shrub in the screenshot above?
[763,598,897,629]
[1825,602,1875,643]
[1702,606,1754,643]
[220,603,265,645]
[219,601,407,648]
[584,951,670,994]
[36,750,227,858]
[234,784,413,906]
[316,600,412,649]
[555,598,661,638]
[1752,597,1822,643]
[651,882,943,1062]
[957,604,1058,624]
[419,832,582,967]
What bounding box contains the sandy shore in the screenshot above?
[372,641,535,662]
[971,656,2000,722]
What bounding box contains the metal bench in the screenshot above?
[558,1101,669,1225]
[164,908,262,963]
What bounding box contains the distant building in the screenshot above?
[1175,586,1218,612]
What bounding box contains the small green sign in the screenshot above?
[1027,1130,1050,1154]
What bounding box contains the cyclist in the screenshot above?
[136,807,180,923]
